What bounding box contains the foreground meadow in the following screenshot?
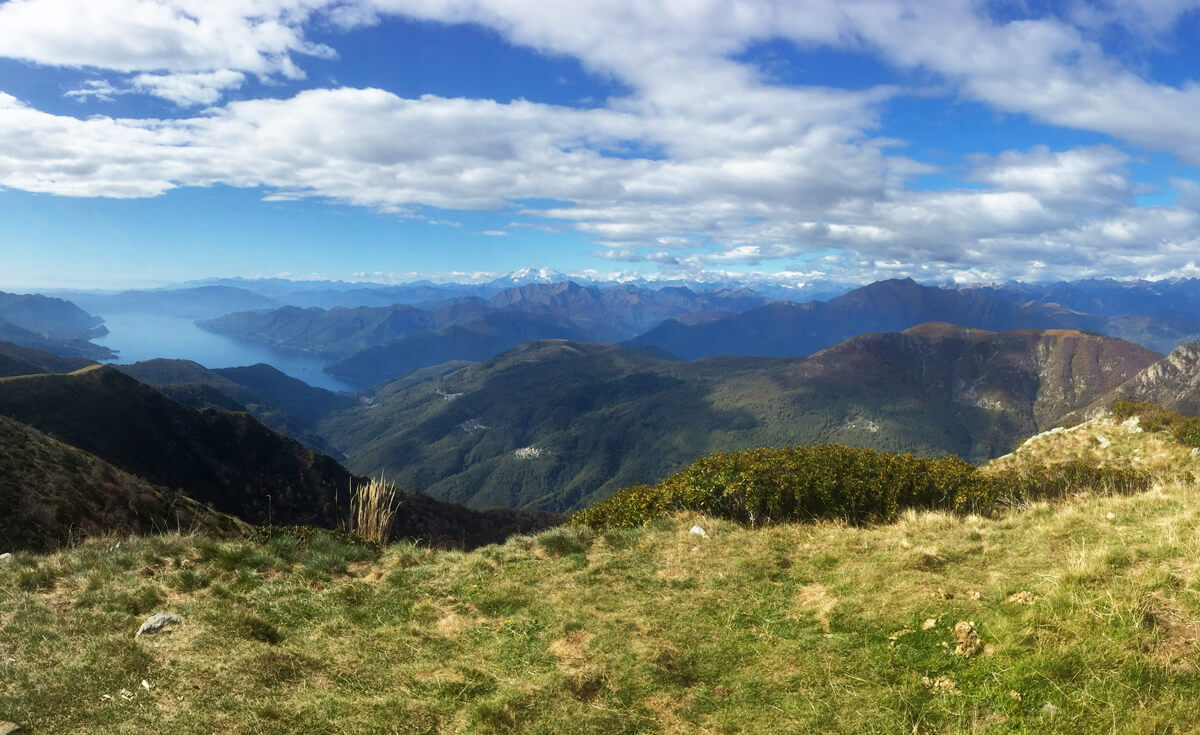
[3,466,1200,733]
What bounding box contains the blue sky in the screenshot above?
[2,1,1200,290]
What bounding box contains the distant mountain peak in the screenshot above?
[492,267,571,286]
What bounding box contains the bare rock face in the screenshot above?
[1119,342,1200,416]
[136,613,183,637]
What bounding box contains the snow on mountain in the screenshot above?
[487,268,573,287]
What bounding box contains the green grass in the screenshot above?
[4,471,1200,733]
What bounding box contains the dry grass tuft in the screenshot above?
[794,583,838,632]
[348,475,400,545]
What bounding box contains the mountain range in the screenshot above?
[115,359,357,456]
[202,281,769,386]
[626,277,1200,358]
[0,290,113,359]
[314,325,1161,512]
[56,285,280,319]
[0,356,561,551]
[968,277,1200,318]
[7,272,1200,546]
[197,278,1200,392]
[181,268,846,306]
[1072,340,1200,419]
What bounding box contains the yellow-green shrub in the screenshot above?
[1113,400,1200,447]
[572,444,1153,532]
[573,445,983,532]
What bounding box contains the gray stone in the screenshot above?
[0,721,23,734]
[136,613,182,637]
[689,525,709,539]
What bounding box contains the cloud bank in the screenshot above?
[1,0,1200,282]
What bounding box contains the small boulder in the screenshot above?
[689,525,709,539]
[0,721,22,734]
[136,613,183,638]
[0,553,12,563]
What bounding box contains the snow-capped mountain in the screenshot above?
[486,267,573,288]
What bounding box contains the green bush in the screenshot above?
[573,445,982,532]
[1113,400,1200,448]
[572,444,1153,532]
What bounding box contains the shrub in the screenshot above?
[1113,400,1200,447]
[573,445,983,532]
[572,444,1153,532]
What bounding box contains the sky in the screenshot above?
[3,1,1200,289]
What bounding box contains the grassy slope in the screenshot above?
[0,340,95,377]
[116,359,356,456]
[4,429,1200,732]
[0,365,355,529]
[0,414,247,552]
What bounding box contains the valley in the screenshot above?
[6,274,1200,520]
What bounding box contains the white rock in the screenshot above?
[136,613,182,637]
[689,525,709,539]
[0,553,12,563]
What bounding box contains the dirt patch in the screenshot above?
[435,607,480,638]
[641,692,699,735]
[1142,594,1200,672]
[549,630,606,701]
[906,547,945,570]
[654,567,691,582]
[361,567,387,585]
[549,630,594,673]
[794,583,838,632]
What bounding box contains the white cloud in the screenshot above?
[63,79,123,102]
[3,0,1200,282]
[130,70,248,106]
[0,0,333,104]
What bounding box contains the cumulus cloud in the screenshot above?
[2,0,1200,281]
[0,0,333,104]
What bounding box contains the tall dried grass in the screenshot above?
[349,476,400,545]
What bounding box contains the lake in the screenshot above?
[93,312,355,393]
